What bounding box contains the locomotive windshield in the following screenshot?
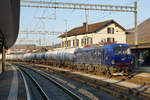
[113,46,131,55]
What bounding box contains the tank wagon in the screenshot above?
[6,53,24,62]
[6,43,133,75]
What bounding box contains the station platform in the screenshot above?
[133,66,150,78]
[135,66,150,73]
[0,64,27,100]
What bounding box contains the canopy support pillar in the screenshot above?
[2,44,6,73]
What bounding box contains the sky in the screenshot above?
[17,0,150,46]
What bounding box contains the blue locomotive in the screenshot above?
[73,43,132,75]
[101,44,132,75]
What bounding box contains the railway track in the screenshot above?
[44,68,150,100]
[16,64,83,100]
[14,62,150,100]
[18,63,150,100]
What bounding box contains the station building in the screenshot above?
[59,20,127,48]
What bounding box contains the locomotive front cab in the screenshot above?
[101,44,132,75]
[111,44,132,74]
[112,44,132,66]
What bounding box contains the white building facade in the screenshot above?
[59,20,126,48]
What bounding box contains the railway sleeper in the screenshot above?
[67,76,132,99]
[95,80,109,86]
[66,73,140,99]
[139,92,150,100]
[109,84,130,94]
[70,76,124,99]
[79,76,96,83]
[97,86,122,98]
[72,77,85,84]
[86,82,97,88]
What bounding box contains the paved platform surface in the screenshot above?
[0,64,27,100]
[135,66,150,73]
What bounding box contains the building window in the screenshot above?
[81,37,93,47]
[81,39,83,46]
[107,27,115,34]
[81,38,86,46]
[83,37,87,46]
[65,41,67,47]
[88,37,93,45]
[76,39,79,47]
[107,28,111,34]
[73,40,75,47]
[106,37,115,43]
[104,39,107,43]
[112,28,114,34]
[72,39,79,47]
[86,38,89,45]
[90,38,93,44]
[67,40,71,47]
[113,38,115,42]
[107,38,111,42]
[62,41,64,47]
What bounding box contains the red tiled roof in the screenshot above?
[59,20,125,38]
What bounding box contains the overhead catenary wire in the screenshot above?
[19,0,138,46]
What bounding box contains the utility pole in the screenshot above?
[85,10,88,32]
[135,0,138,46]
[65,20,67,48]
[54,0,56,20]
[85,10,89,46]
[39,39,41,46]
[134,0,138,68]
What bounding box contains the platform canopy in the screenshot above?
[0,0,20,49]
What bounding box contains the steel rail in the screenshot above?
[35,69,83,100]
[19,67,49,100]
[18,65,83,100]
[27,64,148,100]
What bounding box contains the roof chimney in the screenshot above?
[83,22,87,33]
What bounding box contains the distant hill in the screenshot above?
[127,18,150,45]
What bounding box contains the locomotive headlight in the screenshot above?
[111,59,115,64]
